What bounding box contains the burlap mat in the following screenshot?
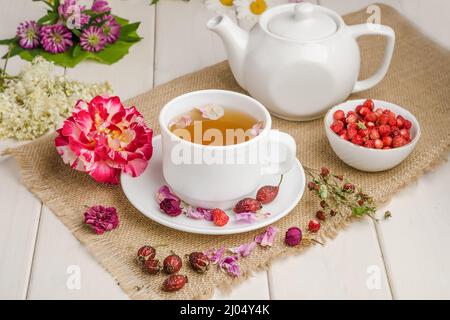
[7,5,450,299]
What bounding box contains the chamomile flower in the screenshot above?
[234,0,270,23]
[205,0,236,15]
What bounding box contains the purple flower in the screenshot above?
[255,226,279,247]
[40,24,73,53]
[155,185,179,204]
[230,242,257,258]
[80,26,107,52]
[92,0,111,13]
[235,212,257,223]
[197,207,213,221]
[219,256,241,277]
[285,227,302,247]
[84,205,119,235]
[16,20,40,49]
[204,247,225,264]
[159,198,182,217]
[58,0,89,28]
[98,15,121,44]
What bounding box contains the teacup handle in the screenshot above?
[261,130,297,175]
[349,23,395,93]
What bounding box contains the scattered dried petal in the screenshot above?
[196,104,224,120]
[255,226,279,247]
[229,242,257,257]
[235,211,258,223]
[219,256,241,277]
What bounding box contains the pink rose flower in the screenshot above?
[159,198,182,216]
[285,227,302,246]
[84,205,119,235]
[55,96,153,184]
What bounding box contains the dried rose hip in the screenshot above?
[188,252,210,273]
[211,208,229,226]
[316,210,326,221]
[330,100,413,150]
[256,185,279,204]
[144,259,161,274]
[163,254,182,274]
[233,198,262,213]
[137,245,156,265]
[308,219,321,233]
[162,275,188,292]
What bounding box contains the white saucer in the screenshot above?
[121,135,305,235]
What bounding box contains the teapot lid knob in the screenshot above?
[294,3,314,20]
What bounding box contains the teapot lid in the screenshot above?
[268,3,337,41]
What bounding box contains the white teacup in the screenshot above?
[159,90,297,209]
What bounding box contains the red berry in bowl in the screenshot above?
[212,208,229,226]
[378,124,390,136]
[339,130,349,140]
[374,139,384,149]
[330,120,344,134]
[346,113,358,123]
[360,106,371,117]
[369,128,380,140]
[388,117,397,127]
[365,112,378,123]
[308,219,321,233]
[404,119,412,129]
[400,128,410,139]
[364,140,375,148]
[378,114,389,125]
[333,110,345,121]
[382,136,393,147]
[363,99,374,110]
[355,105,363,114]
[392,135,407,148]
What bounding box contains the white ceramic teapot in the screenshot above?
[207,3,395,121]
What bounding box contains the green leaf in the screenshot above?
[53,0,60,12]
[72,44,81,58]
[2,42,23,59]
[150,0,160,4]
[0,37,17,45]
[120,22,140,35]
[37,12,58,24]
[352,206,370,217]
[357,121,367,130]
[71,29,81,38]
[319,184,328,200]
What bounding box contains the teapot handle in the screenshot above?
[349,24,395,93]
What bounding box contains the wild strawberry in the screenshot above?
[188,252,210,273]
[347,128,357,139]
[388,117,397,127]
[212,208,229,226]
[137,245,156,265]
[162,275,188,292]
[378,114,389,125]
[378,124,390,136]
[399,128,410,139]
[308,219,321,232]
[316,210,326,221]
[347,122,358,130]
[358,128,370,137]
[351,135,364,146]
[383,109,395,118]
[365,112,378,123]
[375,108,383,116]
[330,120,344,134]
[343,183,355,193]
[363,99,374,110]
[374,139,383,149]
[357,199,365,206]
[346,113,358,124]
[396,115,405,128]
[390,126,400,137]
[256,185,279,204]
[369,128,380,140]
[359,106,371,117]
[320,200,328,208]
[144,259,161,274]
[233,198,262,213]
[392,135,407,148]
[366,121,375,128]
[333,110,345,121]
[403,119,412,129]
[364,140,375,148]
[355,105,363,114]
[339,130,349,140]
[382,136,392,147]
[163,254,182,274]
[383,146,391,149]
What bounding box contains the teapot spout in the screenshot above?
[207,15,248,88]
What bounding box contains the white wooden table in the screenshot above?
[1,0,450,300]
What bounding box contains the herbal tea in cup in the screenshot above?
[168,104,264,146]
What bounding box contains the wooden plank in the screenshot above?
[0,0,49,300]
[376,156,450,299]
[0,158,42,299]
[269,219,392,299]
[26,0,155,299]
[154,0,271,300]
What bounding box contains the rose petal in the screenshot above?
[155,185,179,204]
[196,104,224,120]
[229,242,257,258]
[219,255,241,277]
[168,114,192,129]
[255,226,279,247]
[250,121,264,137]
[235,212,258,223]
[205,247,225,265]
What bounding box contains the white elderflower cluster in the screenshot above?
[0,56,112,141]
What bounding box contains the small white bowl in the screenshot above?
[324,99,421,172]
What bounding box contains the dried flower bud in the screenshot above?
[285,227,302,247]
[320,167,330,177]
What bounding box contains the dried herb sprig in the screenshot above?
[304,166,386,221]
